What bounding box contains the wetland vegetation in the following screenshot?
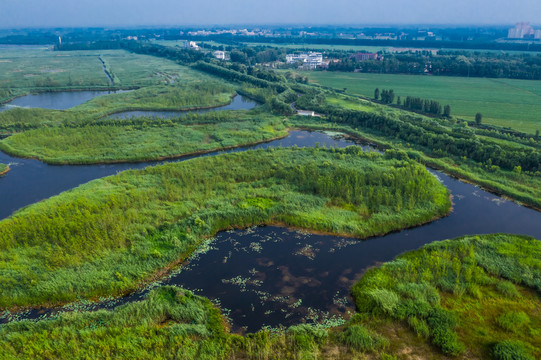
[0,39,540,360]
[1,234,538,359]
[0,163,8,176]
[0,147,450,309]
[293,90,541,210]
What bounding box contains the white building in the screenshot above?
[286,52,323,70]
[182,41,200,50]
[213,51,226,60]
[508,22,537,39]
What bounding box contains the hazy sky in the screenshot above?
[1,0,540,28]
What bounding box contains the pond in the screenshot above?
[0,90,125,111]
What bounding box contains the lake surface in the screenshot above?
[1,130,540,331]
[0,90,124,111]
[108,94,257,119]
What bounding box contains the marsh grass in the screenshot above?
[0,147,450,308]
[352,234,541,358]
[2,234,538,359]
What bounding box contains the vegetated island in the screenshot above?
[1,233,538,359]
[0,147,450,309]
[0,111,288,164]
[0,163,9,176]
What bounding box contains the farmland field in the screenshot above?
[303,71,541,133]
[0,47,210,101]
[237,42,541,54]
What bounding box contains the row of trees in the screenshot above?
[193,62,287,93]
[374,89,451,117]
[297,91,541,173]
[403,97,451,117]
[374,88,395,104]
[325,51,541,80]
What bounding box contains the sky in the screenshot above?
[0,0,540,28]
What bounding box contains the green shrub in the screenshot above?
[496,311,530,333]
[467,283,483,299]
[395,299,432,319]
[368,288,400,315]
[427,308,465,356]
[492,340,535,360]
[408,316,430,338]
[339,324,389,352]
[396,282,440,305]
[287,324,328,351]
[496,281,521,298]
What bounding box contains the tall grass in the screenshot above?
[0,147,450,308]
[352,233,541,357]
[1,234,537,359]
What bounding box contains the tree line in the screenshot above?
[297,90,541,174]
[374,88,451,117]
[325,51,541,80]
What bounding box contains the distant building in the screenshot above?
[213,51,226,60]
[297,110,315,116]
[286,52,323,69]
[350,52,378,61]
[508,22,539,39]
[182,41,200,50]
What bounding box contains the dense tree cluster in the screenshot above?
[194,62,287,93]
[325,51,541,80]
[297,91,541,173]
[403,96,446,116]
[379,89,395,104]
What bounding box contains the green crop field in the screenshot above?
[0,47,110,94]
[303,71,541,134]
[0,48,212,101]
[243,42,389,52]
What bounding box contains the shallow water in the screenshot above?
[0,90,125,111]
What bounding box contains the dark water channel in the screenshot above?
[0,90,125,111]
[1,127,541,331]
[107,94,257,119]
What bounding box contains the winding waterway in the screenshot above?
[1,93,540,332]
[0,90,125,111]
[108,94,257,119]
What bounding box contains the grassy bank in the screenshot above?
[291,91,541,210]
[304,71,541,133]
[0,113,288,164]
[352,233,541,359]
[0,147,450,308]
[1,234,538,359]
[0,80,235,133]
[0,163,8,176]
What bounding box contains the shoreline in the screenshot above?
[2,200,452,317]
[99,92,251,117]
[294,124,541,213]
[0,87,138,106]
[0,131,290,166]
[0,165,9,176]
